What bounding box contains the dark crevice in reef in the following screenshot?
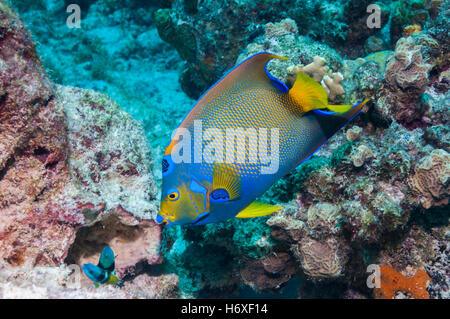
[45,160,59,170]
[0,155,15,181]
[43,94,55,109]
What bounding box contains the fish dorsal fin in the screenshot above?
[178,52,287,128]
[212,163,241,201]
[98,246,115,273]
[235,201,283,218]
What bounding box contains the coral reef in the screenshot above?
[293,237,345,280]
[390,0,440,45]
[152,0,446,101]
[425,231,449,299]
[383,35,433,124]
[160,217,275,298]
[238,19,343,91]
[286,53,346,102]
[8,0,194,179]
[236,9,449,299]
[154,1,383,98]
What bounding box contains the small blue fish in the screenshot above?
[82,246,120,286]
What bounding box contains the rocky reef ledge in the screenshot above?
[0,1,177,298]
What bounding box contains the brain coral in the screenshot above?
[409,149,450,209]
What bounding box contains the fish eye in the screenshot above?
[167,188,179,201]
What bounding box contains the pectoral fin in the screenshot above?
[235,202,283,218]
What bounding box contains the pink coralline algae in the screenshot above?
[0,3,73,267]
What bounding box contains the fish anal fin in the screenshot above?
[235,202,283,218]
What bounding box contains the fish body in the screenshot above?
[158,52,367,226]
